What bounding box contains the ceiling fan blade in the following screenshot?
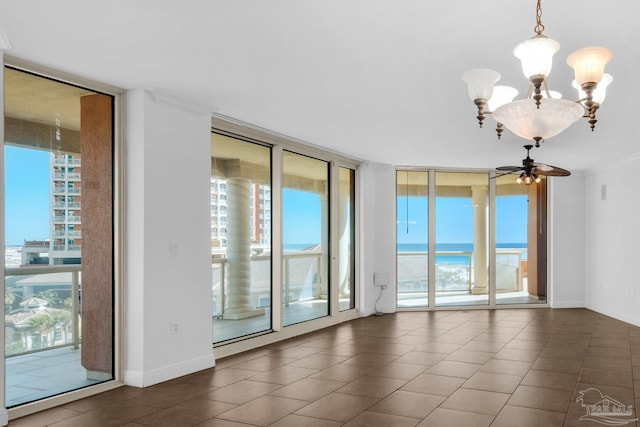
[492,171,519,179]
[530,162,552,172]
[496,166,523,172]
[534,164,571,176]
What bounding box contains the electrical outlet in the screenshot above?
[170,323,179,335]
[374,271,389,287]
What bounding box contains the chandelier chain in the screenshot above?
[534,0,545,35]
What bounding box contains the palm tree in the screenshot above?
[36,290,63,308]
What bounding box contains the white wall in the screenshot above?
[584,155,640,327]
[360,163,396,315]
[125,90,215,387]
[550,174,586,308]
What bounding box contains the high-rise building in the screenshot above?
[210,177,271,251]
[20,153,83,266]
[50,153,82,265]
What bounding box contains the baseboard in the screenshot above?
[550,300,585,308]
[124,353,215,388]
[585,303,640,328]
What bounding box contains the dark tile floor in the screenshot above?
[9,308,640,426]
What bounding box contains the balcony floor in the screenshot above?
[6,346,102,408]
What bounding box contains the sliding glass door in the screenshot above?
[211,134,272,344]
[211,130,358,345]
[396,171,429,308]
[495,175,547,305]
[435,172,489,307]
[4,67,115,407]
[338,167,356,312]
[282,151,330,326]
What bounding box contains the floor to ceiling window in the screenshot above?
[435,172,489,307]
[495,175,547,305]
[211,133,272,344]
[282,151,330,326]
[211,125,359,349]
[396,170,429,308]
[4,66,116,407]
[396,169,547,309]
[338,167,356,312]
[495,174,546,304]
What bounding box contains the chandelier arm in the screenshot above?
[575,100,590,118]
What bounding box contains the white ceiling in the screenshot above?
[2,0,639,171]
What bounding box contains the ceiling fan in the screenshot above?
[496,145,571,184]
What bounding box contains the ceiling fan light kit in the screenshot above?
[497,145,571,185]
[462,0,613,147]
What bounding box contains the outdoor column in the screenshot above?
[471,186,488,294]
[223,178,264,319]
[80,94,113,380]
[320,192,329,299]
[338,191,350,296]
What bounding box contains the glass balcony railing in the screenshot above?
[212,251,324,318]
[397,250,525,294]
[4,265,81,358]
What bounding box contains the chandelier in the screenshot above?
[462,0,612,147]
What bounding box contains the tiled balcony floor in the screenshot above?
[6,347,102,408]
[9,308,640,427]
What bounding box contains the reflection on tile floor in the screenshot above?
[213,299,353,344]
[9,308,640,427]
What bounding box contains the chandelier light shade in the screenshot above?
[493,98,584,142]
[573,73,613,104]
[513,35,560,80]
[462,0,612,145]
[461,68,501,101]
[488,86,519,112]
[567,47,612,86]
[461,68,501,127]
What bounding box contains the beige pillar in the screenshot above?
[471,186,488,294]
[80,94,113,380]
[338,191,350,297]
[223,178,264,319]
[320,193,329,299]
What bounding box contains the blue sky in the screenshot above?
[397,195,528,244]
[283,188,322,245]
[5,146,527,247]
[5,146,51,245]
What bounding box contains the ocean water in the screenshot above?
[397,243,527,266]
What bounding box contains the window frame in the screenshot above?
[211,116,361,358]
[395,166,550,311]
[3,56,125,419]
